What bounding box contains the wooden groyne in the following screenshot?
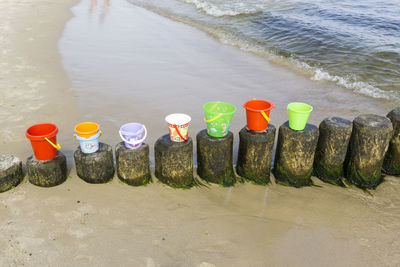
[2,109,400,191]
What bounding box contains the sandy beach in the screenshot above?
[1,0,400,266]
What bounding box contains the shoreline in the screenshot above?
[1,0,400,266]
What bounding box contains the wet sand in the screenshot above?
[1,0,400,266]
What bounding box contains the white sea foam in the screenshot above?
[310,68,396,100]
[272,55,399,101]
[129,0,400,102]
[212,32,399,101]
[180,0,260,17]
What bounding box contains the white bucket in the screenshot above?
[165,113,191,142]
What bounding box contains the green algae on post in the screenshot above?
[116,142,151,186]
[236,125,276,185]
[154,134,194,189]
[0,154,24,192]
[27,152,67,187]
[314,117,352,185]
[273,122,319,187]
[197,129,235,187]
[346,160,382,189]
[383,107,400,176]
[74,143,114,184]
[345,114,393,189]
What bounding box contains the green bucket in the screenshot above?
[287,102,313,131]
[203,101,236,137]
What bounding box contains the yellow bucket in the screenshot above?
[74,122,100,138]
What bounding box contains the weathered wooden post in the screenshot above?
[345,114,393,188]
[116,142,151,186]
[236,125,276,185]
[383,108,400,175]
[273,122,319,187]
[27,152,67,187]
[314,117,352,185]
[74,143,114,183]
[154,134,193,188]
[0,154,24,192]
[197,129,235,186]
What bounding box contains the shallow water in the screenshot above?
[128,0,400,101]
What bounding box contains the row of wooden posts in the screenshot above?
[1,108,400,192]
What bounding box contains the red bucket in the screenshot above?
[26,123,60,160]
[243,99,275,131]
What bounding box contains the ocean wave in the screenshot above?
[217,34,399,101]
[267,54,398,101]
[195,21,399,101]
[179,0,260,17]
[127,0,400,102]
[310,69,398,100]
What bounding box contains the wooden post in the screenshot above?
[154,134,193,188]
[116,142,151,186]
[197,129,235,186]
[346,114,393,188]
[27,152,67,187]
[0,154,24,192]
[314,117,352,185]
[74,143,114,184]
[236,125,276,185]
[383,107,400,175]
[273,122,319,187]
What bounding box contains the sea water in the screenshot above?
[128,0,400,101]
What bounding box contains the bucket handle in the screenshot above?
[204,113,222,123]
[260,111,270,122]
[173,125,187,141]
[119,126,147,145]
[74,130,102,139]
[45,138,61,150]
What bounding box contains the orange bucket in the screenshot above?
[26,123,61,161]
[74,122,99,138]
[243,99,275,131]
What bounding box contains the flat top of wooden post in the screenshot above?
[387,107,400,121]
[280,121,318,135]
[116,142,148,152]
[156,134,192,147]
[322,117,352,128]
[75,142,112,157]
[354,114,392,128]
[0,154,20,170]
[197,129,233,141]
[240,124,276,135]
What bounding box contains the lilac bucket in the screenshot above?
[119,123,147,149]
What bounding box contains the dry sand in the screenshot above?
[1,0,400,266]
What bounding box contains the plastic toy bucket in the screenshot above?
[165,113,191,142]
[74,122,99,138]
[26,123,61,160]
[119,123,147,149]
[287,102,313,130]
[203,101,236,137]
[243,99,275,131]
[75,130,101,154]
